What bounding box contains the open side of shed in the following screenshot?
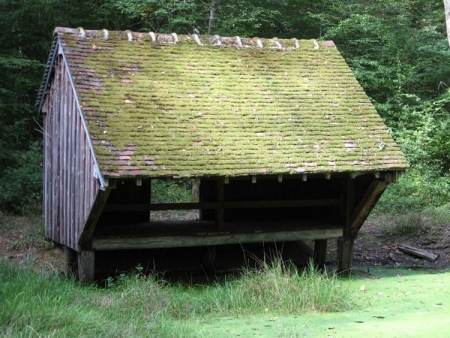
[38,28,408,282]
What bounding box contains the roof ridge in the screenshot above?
[53,27,335,50]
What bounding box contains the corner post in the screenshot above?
[313,239,328,269]
[338,175,356,273]
[78,251,95,283]
[216,177,224,230]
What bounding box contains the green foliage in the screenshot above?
[106,0,209,33]
[0,0,448,213]
[0,142,42,214]
[376,205,450,239]
[151,179,193,204]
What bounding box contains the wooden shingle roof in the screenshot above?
[39,27,408,178]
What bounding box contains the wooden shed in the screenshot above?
[37,27,408,281]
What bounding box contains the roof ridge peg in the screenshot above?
[193,34,204,46]
[313,39,320,49]
[212,35,222,46]
[270,39,283,49]
[78,27,86,38]
[236,36,243,47]
[171,33,179,43]
[126,30,133,42]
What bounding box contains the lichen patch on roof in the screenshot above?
[44,27,408,178]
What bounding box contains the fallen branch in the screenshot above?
[397,244,439,262]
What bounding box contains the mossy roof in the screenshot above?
[41,27,408,178]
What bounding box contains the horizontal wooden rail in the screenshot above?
[91,227,343,250]
[102,199,340,212]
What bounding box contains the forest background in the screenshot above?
[0,0,449,215]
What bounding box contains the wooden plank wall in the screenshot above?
[43,54,100,251]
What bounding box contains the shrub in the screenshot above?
[378,205,450,239]
[0,142,42,215]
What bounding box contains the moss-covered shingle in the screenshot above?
[53,27,408,178]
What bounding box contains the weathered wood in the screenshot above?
[337,238,355,273]
[341,176,355,239]
[349,180,388,235]
[64,246,77,276]
[216,178,224,230]
[43,54,101,251]
[91,227,343,250]
[397,244,439,261]
[103,198,341,212]
[78,188,111,247]
[78,251,95,283]
[202,246,217,272]
[313,239,328,268]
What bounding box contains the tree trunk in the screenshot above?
[444,0,450,46]
[208,0,219,34]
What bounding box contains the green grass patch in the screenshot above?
[2,258,450,337]
[0,213,48,248]
[0,258,351,337]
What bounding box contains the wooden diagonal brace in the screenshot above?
[349,180,387,236]
[78,187,111,250]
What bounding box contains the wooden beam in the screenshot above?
[216,178,224,230]
[349,180,387,235]
[313,239,328,269]
[91,228,343,251]
[78,251,95,283]
[202,246,217,273]
[102,198,341,212]
[343,177,355,238]
[64,246,77,277]
[337,238,355,273]
[78,188,111,248]
[397,244,439,261]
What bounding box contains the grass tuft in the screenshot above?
[1,255,353,337]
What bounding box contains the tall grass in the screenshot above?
[1,257,353,337]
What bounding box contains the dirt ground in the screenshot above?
[1,214,450,277]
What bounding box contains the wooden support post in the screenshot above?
[202,246,217,273]
[64,246,77,276]
[78,251,95,283]
[313,239,328,269]
[337,238,355,273]
[337,176,356,273]
[216,178,224,230]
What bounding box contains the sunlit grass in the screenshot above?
[0,256,352,337]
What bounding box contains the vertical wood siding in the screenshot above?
[43,55,100,250]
